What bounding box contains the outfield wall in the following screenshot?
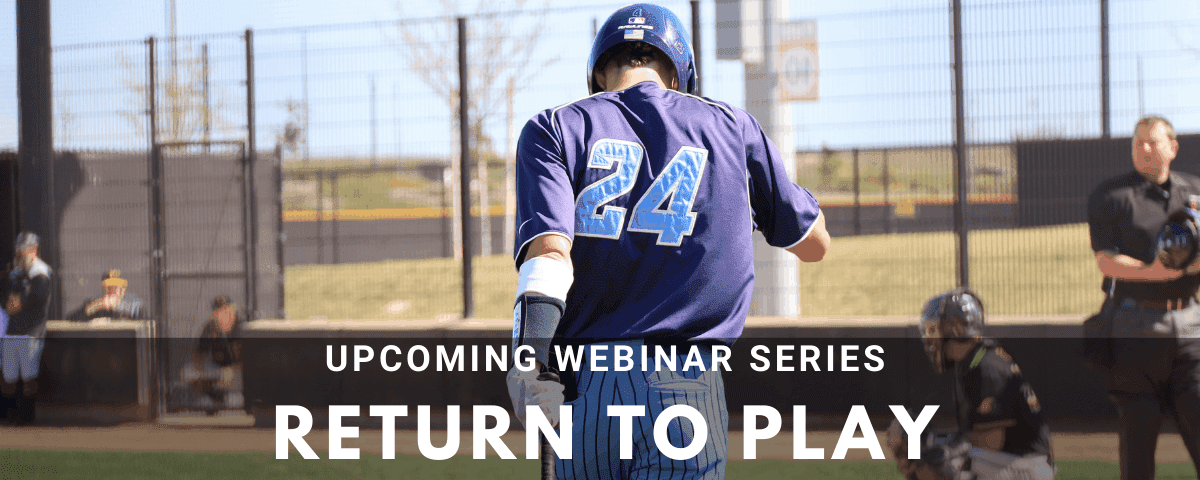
[1016,134,1200,227]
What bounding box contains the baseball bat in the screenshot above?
[535,367,561,480]
[540,433,555,480]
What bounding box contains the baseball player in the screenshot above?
[506,4,830,479]
[888,289,1055,480]
[3,231,53,424]
[183,295,245,414]
[74,269,145,321]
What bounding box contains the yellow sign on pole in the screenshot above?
[778,20,819,102]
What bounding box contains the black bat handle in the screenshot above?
[535,367,561,480]
[540,433,555,480]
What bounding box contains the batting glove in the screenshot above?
[506,365,565,429]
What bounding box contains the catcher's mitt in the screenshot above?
[1157,208,1200,270]
[887,419,977,480]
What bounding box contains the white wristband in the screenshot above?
[516,257,574,301]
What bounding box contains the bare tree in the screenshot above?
[118,41,233,145]
[388,0,559,258]
[55,98,78,147]
[275,98,307,159]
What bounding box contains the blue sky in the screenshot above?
[1,0,1199,157]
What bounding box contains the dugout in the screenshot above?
[5,147,283,417]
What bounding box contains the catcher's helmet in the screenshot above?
[587,3,696,95]
[919,288,985,374]
[1156,208,1200,270]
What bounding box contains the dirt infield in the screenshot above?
[0,423,1192,464]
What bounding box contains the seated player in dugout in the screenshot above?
[889,289,1055,480]
[182,295,245,413]
[70,269,146,321]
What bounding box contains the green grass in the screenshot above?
[797,145,1014,197]
[285,255,516,320]
[282,164,509,212]
[2,450,1194,479]
[283,223,1104,320]
[799,223,1103,317]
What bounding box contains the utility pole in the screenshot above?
[503,77,516,258]
[302,31,310,164]
[371,75,377,167]
[167,0,178,139]
[1137,55,1144,118]
[746,0,800,317]
[202,43,210,152]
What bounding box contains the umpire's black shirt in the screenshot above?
[1088,170,1200,300]
[955,344,1053,459]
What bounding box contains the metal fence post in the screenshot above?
[691,0,702,96]
[145,35,166,420]
[317,170,325,265]
[1100,0,1110,139]
[245,28,259,319]
[274,144,285,318]
[444,166,454,259]
[331,172,340,265]
[458,17,474,319]
[952,0,969,288]
[852,148,861,235]
[883,148,894,234]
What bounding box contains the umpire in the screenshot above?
[1087,115,1200,479]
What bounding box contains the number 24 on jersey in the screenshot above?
[574,139,709,246]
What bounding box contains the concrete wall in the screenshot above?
[35,321,155,424]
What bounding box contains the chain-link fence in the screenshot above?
[26,0,1200,324]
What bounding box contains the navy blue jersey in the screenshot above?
[515,81,820,343]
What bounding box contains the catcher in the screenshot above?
[888,289,1055,480]
[182,295,244,414]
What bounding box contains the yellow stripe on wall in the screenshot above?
[283,205,507,222]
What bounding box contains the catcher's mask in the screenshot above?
[919,288,985,374]
[1156,208,1200,270]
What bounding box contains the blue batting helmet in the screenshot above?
[587,4,697,95]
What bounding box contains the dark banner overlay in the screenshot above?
[28,334,1124,462]
[237,337,1109,419]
